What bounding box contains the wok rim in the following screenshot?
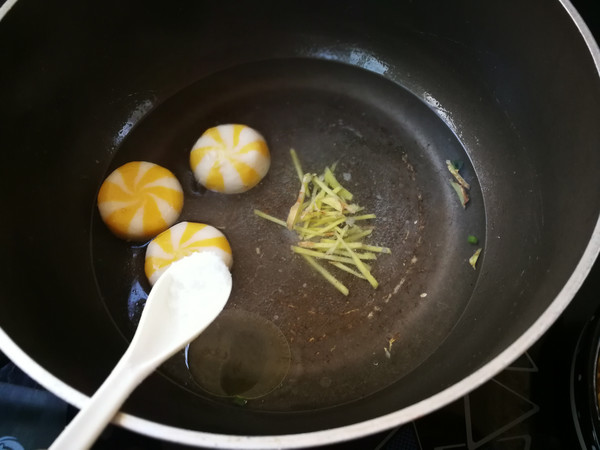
[0,0,599,448]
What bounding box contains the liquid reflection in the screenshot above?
[185,309,291,399]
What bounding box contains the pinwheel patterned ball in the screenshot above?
[190,124,270,194]
[97,161,183,240]
[145,221,233,286]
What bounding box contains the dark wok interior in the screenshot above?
[1,0,599,437]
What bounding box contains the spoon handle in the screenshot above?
[49,350,152,450]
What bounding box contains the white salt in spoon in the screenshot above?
[50,252,233,450]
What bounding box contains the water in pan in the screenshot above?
[90,58,485,411]
[185,309,292,400]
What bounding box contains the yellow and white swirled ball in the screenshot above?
[190,124,270,194]
[145,221,233,286]
[97,161,183,240]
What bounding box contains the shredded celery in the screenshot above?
[344,229,373,242]
[339,238,379,288]
[324,167,353,200]
[254,209,287,228]
[291,246,357,265]
[287,173,312,229]
[254,149,391,294]
[329,261,367,279]
[290,148,304,182]
[301,255,349,296]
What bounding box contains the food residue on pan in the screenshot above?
[469,248,482,270]
[384,347,391,359]
[255,149,391,295]
[384,336,397,359]
[189,124,271,194]
[231,396,248,407]
[445,160,484,270]
[447,159,470,208]
[97,161,183,240]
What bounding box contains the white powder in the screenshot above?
[164,252,232,327]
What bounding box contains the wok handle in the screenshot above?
[49,350,151,450]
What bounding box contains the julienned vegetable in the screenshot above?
[446,160,470,190]
[255,149,390,295]
[447,160,470,208]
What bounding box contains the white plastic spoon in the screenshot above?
[49,252,233,450]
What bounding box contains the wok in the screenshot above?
[1,0,599,447]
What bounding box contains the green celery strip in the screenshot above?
[291,246,356,265]
[322,196,344,212]
[303,241,389,253]
[361,244,391,254]
[310,246,378,260]
[254,210,287,227]
[339,239,379,288]
[350,214,376,221]
[324,167,353,200]
[329,261,366,279]
[301,255,349,296]
[310,214,345,227]
[290,149,304,182]
[344,229,373,242]
[304,218,346,239]
[311,175,341,200]
[287,173,312,229]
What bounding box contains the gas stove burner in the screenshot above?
[571,308,600,449]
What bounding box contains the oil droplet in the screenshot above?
[186,309,291,399]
